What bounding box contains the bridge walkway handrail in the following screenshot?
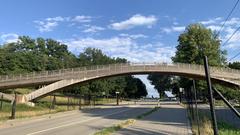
[0,62,239,83]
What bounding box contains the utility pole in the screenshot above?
[116,91,119,105]
[0,94,3,110]
[203,56,218,135]
[179,88,183,103]
[79,94,82,110]
[11,92,17,119]
[51,95,56,109]
[193,80,200,135]
[67,95,70,110]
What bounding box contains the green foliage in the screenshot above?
[148,24,233,99]
[172,23,226,66]
[78,47,126,66]
[0,36,78,74]
[0,36,147,98]
[68,47,147,98]
[218,121,240,135]
[125,76,147,98]
[171,24,230,97]
[147,74,173,97]
[229,61,240,70]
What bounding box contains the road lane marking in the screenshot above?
[26,108,133,135]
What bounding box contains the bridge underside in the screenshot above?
[0,63,239,103]
[24,71,240,103]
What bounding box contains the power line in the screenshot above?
[228,51,240,62]
[219,0,240,62]
[221,26,240,46]
[216,0,240,36]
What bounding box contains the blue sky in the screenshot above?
[1,0,240,97]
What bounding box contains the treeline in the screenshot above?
[148,24,240,101]
[0,36,147,98]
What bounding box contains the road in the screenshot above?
[0,103,154,135]
[115,104,191,135]
[0,102,191,135]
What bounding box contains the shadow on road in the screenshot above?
[79,103,189,135]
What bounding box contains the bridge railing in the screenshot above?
[0,62,239,83]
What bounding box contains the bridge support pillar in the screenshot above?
[15,95,27,104]
[14,94,35,106]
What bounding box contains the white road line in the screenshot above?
[26,108,132,135]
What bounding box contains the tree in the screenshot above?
[123,76,147,98]
[148,24,228,99]
[229,62,240,69]
[147,74,173,97]
[172,24,226,66]
[135,78,148,98]
[171,24,238,101]
[0,37,148,98]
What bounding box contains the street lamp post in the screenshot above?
[179,88,184,103]
[115,91,120,105]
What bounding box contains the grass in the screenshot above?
[188,110,240,135]
[218,121,240,135]
[136,107,159,119]
[0,101,71,121]
[39,96,116,105]
[94,107,160,135]
[0,97,117,122]
[215,100,227,107]
[94,119,136,135]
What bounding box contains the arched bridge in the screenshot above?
[0,63,239,103]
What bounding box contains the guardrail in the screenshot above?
[0,62,239,83]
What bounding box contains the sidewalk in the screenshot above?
[114,104,192,135]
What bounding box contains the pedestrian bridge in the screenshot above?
[0,63,239,103]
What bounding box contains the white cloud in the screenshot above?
[161,26,185,34]
[224,17,240,25]
[71,16,92,23]
[45,16,65,22]
[0,33,19,44]
[200,17,222,25]
[119,33,148,39]
[62,36,174,63]
[34,15,93,32]
[221,27,240,48]
[34,16,66,32]
[34,21,59,32]
[82,25,105,33]
[173,22,179,25]
[172,26,185,32]
[110,14,157,30]
[199,17,240,61]
[161,28,172,34]
[206,25,221,31]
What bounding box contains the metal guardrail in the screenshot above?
[0,62,239,83]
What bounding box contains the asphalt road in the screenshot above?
[0,103,155,135]
[115,104,191,135]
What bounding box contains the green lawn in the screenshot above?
[0,101,69,121]
[189,110,240,135]
[0,97,116,122]
[218,121,240,135]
